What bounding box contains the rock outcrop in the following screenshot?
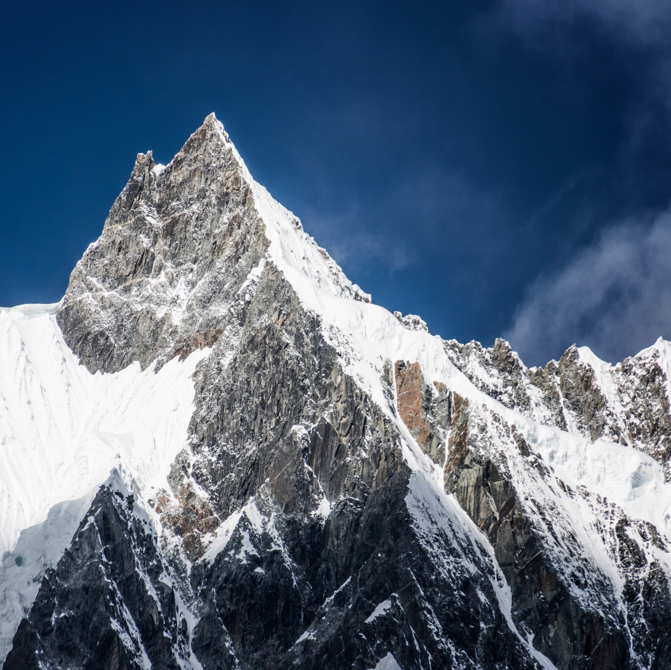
[443,338,671,479]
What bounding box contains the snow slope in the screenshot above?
[240,145,671,663]
[0,303,207,661]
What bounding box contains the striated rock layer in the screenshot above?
[3,115,671,670]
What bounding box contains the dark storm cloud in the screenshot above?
[505,213,671,366]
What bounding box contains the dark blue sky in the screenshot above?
[3,0,671,365]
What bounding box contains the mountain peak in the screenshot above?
[58,116,368,374]
[5,117,671,670]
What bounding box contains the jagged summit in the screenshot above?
[3,117,671,670]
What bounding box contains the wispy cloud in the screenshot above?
[498,0,671,51]
[504,210,671,366]
[299,204,417,274]
[296,165,513,285]
[490,0,671,199]
[489,0,671,366]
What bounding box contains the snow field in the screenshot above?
[0,303,207,662]
[0,303,207,555]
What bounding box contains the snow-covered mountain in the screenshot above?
[2,114,671,670]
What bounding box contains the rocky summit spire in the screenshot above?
[57,113,267,373]
[4,116,671,670]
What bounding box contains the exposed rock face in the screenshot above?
[391,332,671,669]
[390,353,671,669]
[4,477,225,670]
[441,397,631,670]
[395,361,432,447]
[394,361,448,466]
[394,312,429,333]
[4,115,671,670]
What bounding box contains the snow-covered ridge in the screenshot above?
[234,124,671,541]
[577,336,671,410]
[441,332,671,463]
[205,114,371,306]
[250,180,371,305]
[243,145,671,664]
